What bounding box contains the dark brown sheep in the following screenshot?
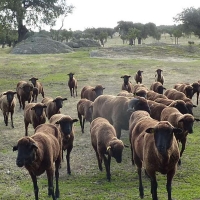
[13,123,62,200]
[146,90,168,101]
[41,96,67,120]
[150,81,166,94]
[0,90,17,128]
[49,114,78,175]
[155,68,164,85]
[92,95,150,138]
[29,77,45,102]
[174,83,193,99]
[67,72,77,97]
[191,82,200,105]
[81,85,105,101]
[164,89,197,115]
[90,117,124,181]
[131,118,182,199]
[16,81,33,109]
[134,70,143,84]
[160,107,199,165]
[132,84,149,98]
[32,87,39,103]
[24,103,47,136]
[77,98,93,133]
[121,75,133,93]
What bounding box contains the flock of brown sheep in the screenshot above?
[0,69,200,200]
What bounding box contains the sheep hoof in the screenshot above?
[178,159,181,166]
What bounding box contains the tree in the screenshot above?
[0,0,74,42]
[174,7,200,38]
[173,29,182,45]
[127,28,140,45]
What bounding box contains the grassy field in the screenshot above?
[0,35,200,200]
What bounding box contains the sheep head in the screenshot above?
[53,97,67,109]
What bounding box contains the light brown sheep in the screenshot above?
[155,68,164,85]
[29,77,45,102]
[132,84,149,98]
[117,90,134,97]
[90,117,124,181]
[49,114,78,175]
[24,103,47,136]
[164,88,197,115]
[41,96,67,120]
[67,72,77,97]
[150,81,166,94]
[0,90,17,128]
[77,98,93,133]
[13,123,62,200]
[174,83,193,99]
[81,85,105,101]
[131,118,182,199]
[160,107,199,165]
[134,70,143,84]
[16,81,33,109]
[121,75,133,93]
[92,95,150,138]
[146,90,168,101]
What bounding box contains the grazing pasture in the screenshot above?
[0,37,200,199]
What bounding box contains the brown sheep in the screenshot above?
[131,118,182,199]
[121,75,133,93]
[67,72,77,97]
[77,98,93,133]
[13,123,62,200]
[0,90,17,128]
[49,114,78,175]
[90,117,124,181]
[24,103,47,136]
[150,81,166,94]
[41,96,67,120]
[117,90,134,97]
[146,90,168,101]
[164,89,197,115]
[92,95,150,138]
[155,68,164,85]
[134,70,143,84]
[81,85,105,101]
[191,82,200,105]
[132,84,149,98]
[160,107,199,165]
[16,81,33,109]
[29,77,45,102]
[155,98,189,114]
[32,87,39,103]
[174,83,193,99]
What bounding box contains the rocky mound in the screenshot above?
[66,39,101,48]
[11,35,73,54]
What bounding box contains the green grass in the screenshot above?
[0,36,200,199]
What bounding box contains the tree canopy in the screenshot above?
[0,0,74,42]
[174,7,200,38]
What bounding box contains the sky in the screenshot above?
[51,0,200,31]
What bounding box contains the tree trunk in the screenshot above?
[138,37,141,44]
[18,24,28,43]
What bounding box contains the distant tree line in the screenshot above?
[0,4,200,47]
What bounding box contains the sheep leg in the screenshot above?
[96,152,103,171]
[46,169,56,200]
[3,112,8,126]
[197,92,199,105]
[82,118,85,134]
[66,147,72,174]
[137,167,144,199]
[178,138,186,165]
[78,113,84,133]
[30,172,39,200]
[150,175,158,200]
[25,122,29,136]
[103,154,111,181]
[166,169,175,200]
[11,110,14,128]
[55,159,60,198]
[17,95,22,109]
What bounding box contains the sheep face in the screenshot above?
[29,77,38,87]
[93,85,105,97]
[53,97,67,109]
[179,115,194,134]
[22,83,33,93]
[85,105,93,123]
[173,101,189,114]
[121,75,131,85]
[107,140,124,163]
[146,122,182,157]
[3,91,16,105]
[185,87,193,99]
[137,70,143,76]
[13,137,38,167]
[68,73,74,80]
[56,118,78,137]
[31,104,47,118]
[156,69,162,76]
[157,85,166,94]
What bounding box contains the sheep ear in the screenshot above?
[63,98,68,101]
[13,145,18,151]
[163,87,166,90]
[55,120,60,124]
[195,118,200,121]
[103,87,105,90]
[121,76,124,78]
[73,119,78,123]
[31,142,38,149]
[31,107,35,110]
[193,105,197,107]
[145,128,155,134]
[43,105,47,108]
